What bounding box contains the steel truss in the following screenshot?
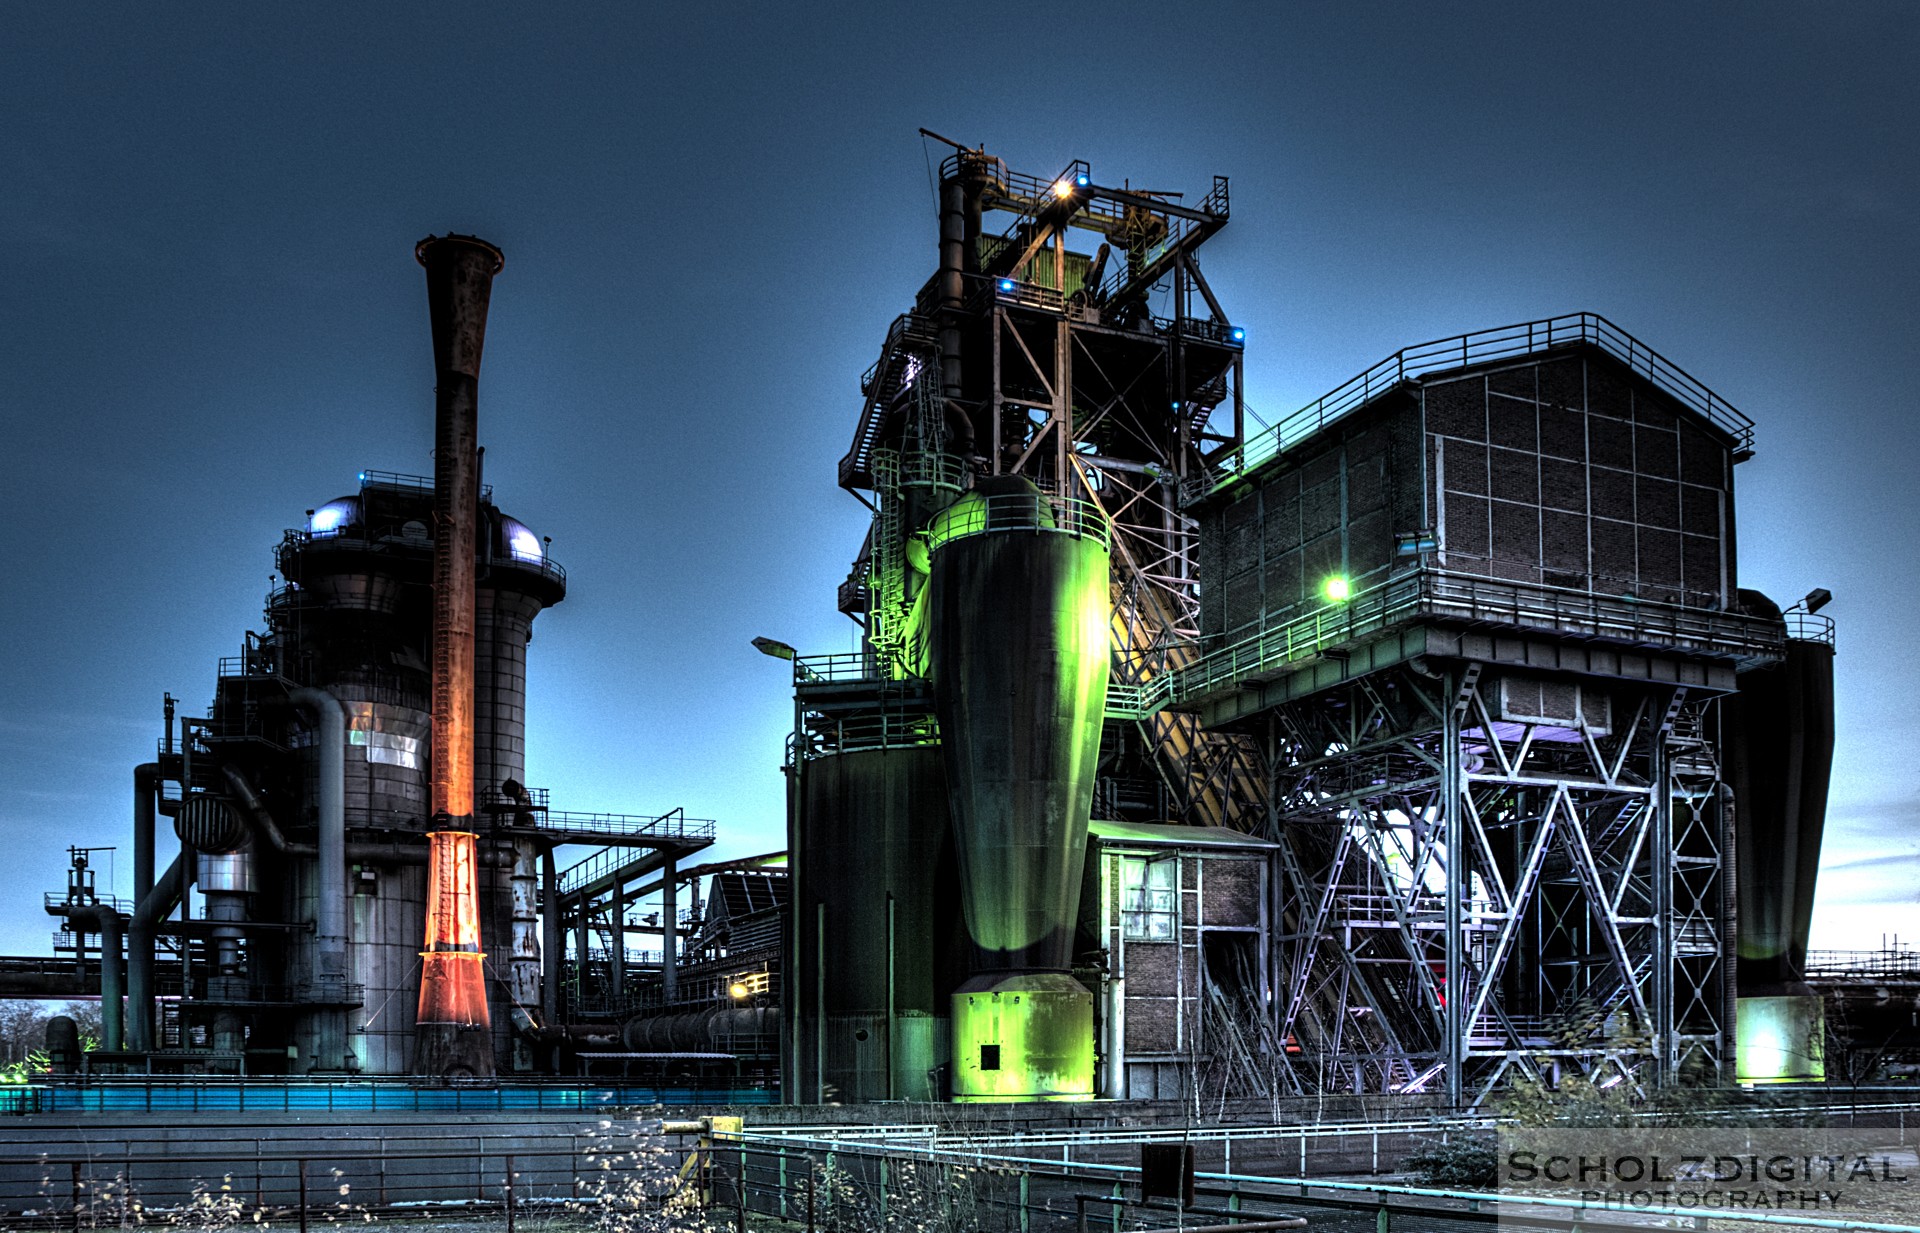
[1253,662,1728,1105]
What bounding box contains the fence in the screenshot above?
[11,1115,1920,1233]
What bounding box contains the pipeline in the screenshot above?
[290,688,349,993]
[64,905,124,1051]
[127,763,160,1051]
[621,1006,777,1053]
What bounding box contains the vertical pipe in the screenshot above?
[885,893,895,1101]
[815,902,825,1102]
[609,881,625,1003]
[95,910,125,1052]
[938,167,969,458]
[574,909,588,1014]
[128,764,160,1052]
[541,847,560,1028]
[1443,672,1465,1109]
[1651,693,1677,1085]
[661,857,678,1005]
[292,686,348,1071]
[292,689,349,988]
[509,838,539,1069]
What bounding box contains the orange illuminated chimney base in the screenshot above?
[415,830,493,1076]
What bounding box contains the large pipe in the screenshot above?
[291,688,349,991]
[129,853,188,1052]
[541,845,560,1029]
[414,233,504,1079]
[661,856,678,1005]
[937,153,990,457]
[290,687,349,1072]
[128,763,161,1051]
[66,905,124,1052]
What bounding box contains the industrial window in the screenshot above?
[980,1044,1000,1071]
[1121,857,1178,941]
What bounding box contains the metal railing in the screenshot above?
[790,651,877,684]
[42,894,134,917]
[725,1122,1920,1233]
[357,468,493,503]
[1172,568,1786,708]
[540,811,715,842]
[926,492,1111,553]
[1786,609,1838,646]
[277,529,566,587]
[1201,312,1758,496]
[490,549,568,587]
[795,710,940,760]
[557,841,656,897]
[1809,947,1920,980]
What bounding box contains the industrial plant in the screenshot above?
[3,141,1869,1115]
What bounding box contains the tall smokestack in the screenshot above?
[413,233,504,1079]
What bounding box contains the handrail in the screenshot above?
[1176,569,1785,703]
[1785,610,1837,646]
[795,710,940,760]
[925,492,1111,553]
[357,468,494,503]
[535,809,716,849]
[1111,568,1787,720]
[1200,312,1757,498]
[790,652,877,684]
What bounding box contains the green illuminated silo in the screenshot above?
[925,477,1109,1101]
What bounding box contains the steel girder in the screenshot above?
[1254,661,1729,1106]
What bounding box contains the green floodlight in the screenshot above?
[1322,575,1353,604]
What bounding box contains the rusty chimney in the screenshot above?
[413,233,503,1079]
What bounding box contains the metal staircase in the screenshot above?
[839,313,938,491]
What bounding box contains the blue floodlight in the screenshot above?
[1075,173,1089,187]
[997,278,1015,293]
[1230,327,1246,343]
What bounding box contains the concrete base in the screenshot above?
[951,973,1094,1102]
[1736,994,1826,1083]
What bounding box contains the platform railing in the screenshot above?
[1199,312,1758,496]
[926,492,1111,553]
[1785,609,1837,646]
[1173,568,1787,708]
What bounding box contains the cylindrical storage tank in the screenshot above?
[332,696,431,829]
[45,1016,79,1072]
[792,745,960,1102]
[925,479,1110,1101]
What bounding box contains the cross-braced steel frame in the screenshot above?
[1251,660,1729,1106]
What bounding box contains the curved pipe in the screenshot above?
[292,687,349,988]
[222,765,291,851]
[225,763,426,863]
[66,905,124,1051]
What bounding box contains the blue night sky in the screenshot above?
[1,3,1915,957]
